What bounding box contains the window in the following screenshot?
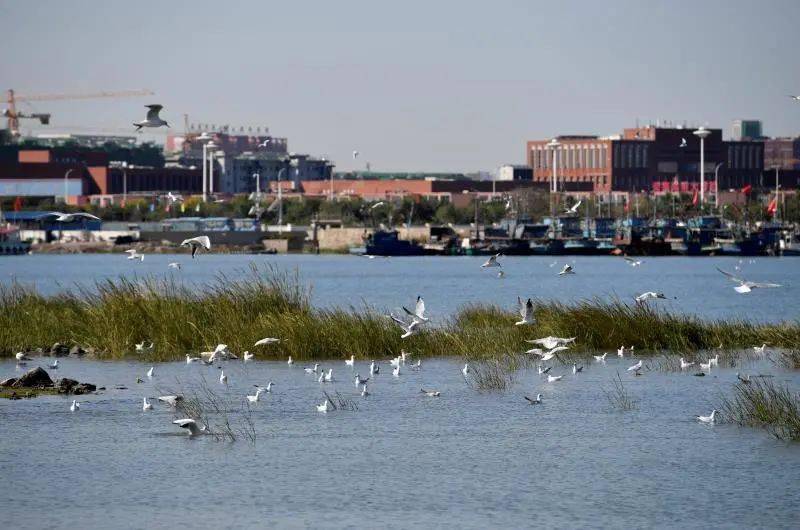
[614,144,621,168]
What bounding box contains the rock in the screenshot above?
[12,367,53,388]
[72,383,96,395]
[1,377,18,387]
[51,342,70,356]
[56,378,79,392]
[69,345,85,356]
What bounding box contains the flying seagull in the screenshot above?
[679,137,687,148]
[403,296,429,323]
[716,267,781,294]
[134,104,169,131]
[635,291,667,303]
[481,253,502,268]
[39,211,101,223]
[527,336,575,350]
[623,256,642,267]
[173,418,207,436]
[564,200,582,214]
[515,297,535,326]
[181,235,211,258]
[787,95,800,101]
[125,249,144,261]
[258,137,272,148]
[369,201,386,210]
[559,264,574,275]
[389,313,419,339]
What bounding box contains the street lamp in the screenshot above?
[207,142,218,199]
[713,162,724,211]
[693,126,711,212]
[276,166,287,232]
[772,166,781,223]
[121,161,128,206]
[63,169,75,204]
[196,132,212,202]
[547,139,560,227]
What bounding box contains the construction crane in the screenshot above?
[3,88,155,138]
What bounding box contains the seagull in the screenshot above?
[572,363,583,374]
[716,268,781,294]
[324,369,333,382]
[146,366,154,378]
[243,351,254,361]
[389,313,418,339]
[527,336,575,350]
[524,394,543,405]
[564,200,582,214]
[318,371,325,383]
[617,346,626,358]
[316,400,329,413]
[481,253,502,268]
[410,359,422,370]
[246,388,265,403]
[526,347,544,356]
[173,419,207,436]
[593,353,608,362]
[184,354,201,365]
[787,95,800,101]
[392,365,401,377]
[635,291,667,303]
[305,363,319,374]
[352,150,359,159]
[680,358,695,370]
[547,375,563,383]
[361,384,370,397]
[15,352,30,361]
[709,354,719,367]
[679,137,687,148]
[134,104,169,130]
[39,211,101,223]
[624,257,642,267]
[737,372,751,384]
[370,360,378,375]
[142,397,153,411]
[157,395,183,407]
[389,356,401,368]
[462,363,470,378]
[165,191,184,204]
[258,137,272,148]
[515,297,535,326]
[559,264,574,275]
[538,346,569,362]
[497,271,505,279]
[627,360,643,373]
[696,410,717,424]
[537,364,552,375]
[355,374,369,387]
[180,235,211,258]
[50,359,59,369]
[753,344,767,354]
[699,360,712,371]
[345,355,355,367]
[70,400,80,412]
[421,389,441,397]
[369,201,386,210]
[255,337,280,346]
[403,296,429,323]
[219,371,228,385]
[168,262,182,270]
[287,356,293,366]
[126,249,144,262]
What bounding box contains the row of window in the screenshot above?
[728,145,762,169]
[531,144,608,170]
[613,143,649,169]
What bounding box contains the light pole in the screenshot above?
[197,132,212,202]
[547,139,560,230]
[713,162,724,211]
[63,169,75,204]
[207,142,218,198]
[773,166,780,223]
[121,161,128,206]
[693,126,711,213]
[276,166,287,232]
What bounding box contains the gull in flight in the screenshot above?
[173,419,207,436]
[369,201,386,210]
[243,351,254,361]
[679,358,695,370]
[255,337,280,346]
[158,395,184,407]
[481,253,502,268]
[355,374,369,387]
[695,410,717,424]
[635,291,667,303]
[572,363,583,374]
[246,388,265,403]
[547,375,563,383]
[515,297,535,326]
[39,211,101,223]
[345,355,355,367]
[462,363,470,378]
[219,371,228,385]
[536,346,569,362]
[787,95,800,101]
[624,257,642,267]
[593,353,607,362]
[559,264,574,275]
[126,249,144,261]
[146,366,154,378]
[134,104,169,131]
[403,296,429,323]
[679,137,687,148]
[361,384,370,397]
[564,200,582,214]
[716,267,781,294]
[142,397,153,411]
[627,360,643,373]
[753,344,767,354]
[258,137,272,148]
[524,394,543,405]
[70,400,80,412]
[181,235,211,258]
[527,336,575,350]
[526,347,543,356]
[168,262,181,270]
[304,363,319,374]
[421,389,441,397]
[389,313,419,339]
[165,191,183,204]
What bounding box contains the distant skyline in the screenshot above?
[2,0,799,172]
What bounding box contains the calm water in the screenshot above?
[1,356,799,529]
[1,254,798,322]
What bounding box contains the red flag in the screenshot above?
[766,198,777,216]
[691,190,698,206]
[13,196,22,212]
[741,184,752,195]
[624,201,629,213]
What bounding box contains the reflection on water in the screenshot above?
[2,355,799,528]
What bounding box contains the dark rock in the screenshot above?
[12,367,54,388]
[1,377,18,387]
[56,378,79,392]
[72,383,96,395]
[69,345,86,356]
[8,392,20,400]
[51,342,70,356]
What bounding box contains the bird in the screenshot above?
[173,419,207,436]
[287,356,293,366]
[125,249,144,261]
[243,351,254,361]
[559,264,574,275]
[180,235,211,258]
[157,395,183,407]
[593,353,607,362]
[515,297,535,326]
[497,271,505,279]
[564,200,582,214]
[264,382,274,393]
[165,191,184,204]
[219,371,228,385]
[699,361,712,371]
[737,372,751,384]
[709,354,719,367]
[352,150,359,159]
[753,344,767,354]
[70,400,80,412]
[421,389,441,397]
[168,262,182,270]
[142,397,153,411]
[462,363,470,378]
[392,365,401,377]
[389,313,419,339]
[680,358,695,370]
[50,359,59,369]
[305,363,319,374]
[547,375,563,383]
[186,354,201,364]
[679,137,687,148]
[246,388,265,403]
[527,336,575,350]
[345,355,355,367]
[635,291,667,303]
[537,364,552,375]
[787,95,800,101]
[355,374,369,387]
[324,369,333,382]
[255,337,280,346]
[537,346,569,362]
[572,363,583,374]
[524,394,543,405]
[146,366,154,378]
[410,359,422,370]
[623,257,642,267]
[370,360,378,375]
[617,346,626,358]
[369,201,386,210]
[258,137,272,148]
[390,356,401,368]
[361,384,370,397]
[481,253,502,268]
[15,352,30,362]
[316,400,329,413]
[627,360,643,373]
[39,211,101,223]
[403,296,429,324]
[135,341,154,353]
[134,104,169,131]
[716,268,781,294]
[318,371,325,383]
[696,410,717,424]
[526,347,543,356]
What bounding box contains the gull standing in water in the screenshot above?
[547,375,563,383]
[173,419,207,436]
[50,359,59,369]
[753,344,767,354]
[345,355,355,367]
[559,264,575,276]
[481,253,502,268]
[593,353,608,362]
[680,358,695,370]
[699,360,712,372]
[627,360,643,373]
[392,365,401,377]
[219,371,228,385]
[709,354,720,367]
[524,394,543,405]
[287,356,293,366]
[324,369,333,382]
[316,400,329,413]
[421,389,441,397]
[180,236,211,258]
[716,268,781,294]
[304,363,319,374]
[403,296,429,323]
[370,360,378,375]
[572,363,583,374]
[696,410,717,424]
[142,397,153,411]
[462,363,470,378]
[617,346,626,358]
[147,366,154,379]
[355,374,369,387]
[361,384,370,397]
[247,388,265,403]
[515,297,535,326]
[70,400,80,412]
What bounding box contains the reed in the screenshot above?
[1,266,799,361]
[602,372,638,411]
[719,379,800,441]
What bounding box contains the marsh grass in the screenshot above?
[2,265,799,361]
[602,372,638,411]
[719,379,800,441]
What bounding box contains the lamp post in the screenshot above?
[547,139,560,230]
[693,126,711,212]
[197,132,212,202]
[63,169,75,204]
[207,142,218,199]
[276,166,287,232]
[774,166,781,223]
[713,162,724,211]
[121,161,128,206]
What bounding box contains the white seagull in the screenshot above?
[462,363,470,378]
[390,313,419,339]
[243,351,254,361]
[787,95,800,101]
[287,356,294,366]
[527,336,575,350]
[537,364,552,375]
[679,137,687,148]
[559,264,575,275]
[180,235,211,258]
[624,256,643,267]
[753,344,767,354]
[635,291,667,303]
[370,360,378,375]
[627,360,643,373]
[680,358,695,370]
[345,355,355,367]
[716,267,781,294]
[146,366,154,378]
[481,253,502,268]
[142,397,153,411]
[135,341,154,353]
[403,296,429,323]
[324,369,333,382]
[515,297,535,326]
[421,389,441,397]
[572,363,583,374]
[157,395,183,407]
[255,337,280,346]
[617,346,626,358]
[15,352,31,362]
[361,384,370,397]
[547,375,563,383]
[50,359,59,369]
[247,388,265,403]
[564,200,582,214]
[537,346,569,362]
[168,262,182,270]
[593,353,608,362]
[709,354,720,367]
[524,394,543,405]
[369,201,386,210]
[219,370,228,385]
[173,419,207,436]
[316,400,329,413]
[392,365,401,377]
[39,211,101,223]
[70,400,80,412]
[699,360,712,371]
[305,363,319,374]
[696,410,717,424]
[355,374,369,387]
[125,249,144,262]
[134,104,169,131]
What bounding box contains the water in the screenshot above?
[1,254,798,322]
[1,356,799,529]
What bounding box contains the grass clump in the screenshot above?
[719,379,800,441]
[602,372,638,411]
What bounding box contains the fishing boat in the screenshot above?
[365,230,426,256]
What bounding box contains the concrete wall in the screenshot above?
[313,226,459,251]
[20,229,137,244]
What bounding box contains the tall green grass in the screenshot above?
[719,379,800,441]
[1,265,799,361]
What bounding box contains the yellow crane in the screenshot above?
[3,88,155,138]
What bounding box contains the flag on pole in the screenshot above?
[691,190,699,206]
[13,196,22,212]
[741,184,752,195]
[766,197,778,216]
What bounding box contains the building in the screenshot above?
[763,137,800,170]
[496,165,533,181]
[731,120,763,141]
[299,178,547,201]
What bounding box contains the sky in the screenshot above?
[1,0,799,172]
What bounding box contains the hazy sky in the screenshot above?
[2,0,799,172]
